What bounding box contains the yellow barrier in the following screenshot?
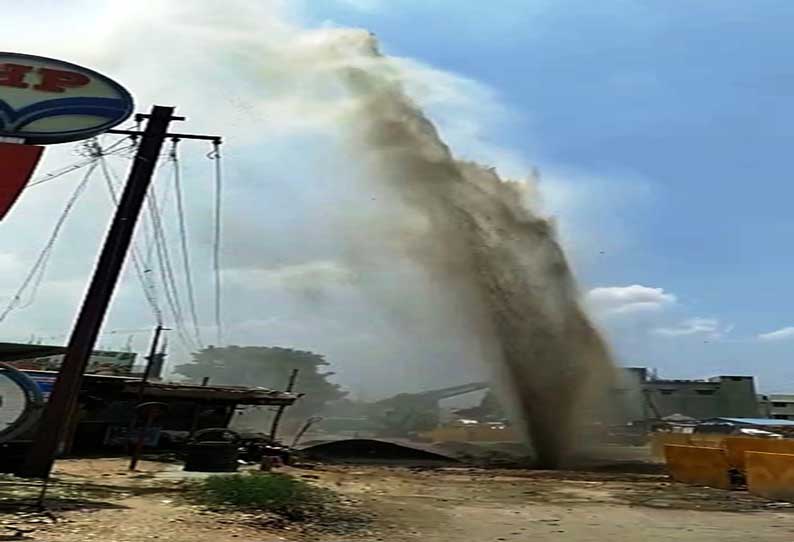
[664,444,732,490]
[725,437,794,471]
[688,434,727,449]
[746,451,794,501]
[650,433,693,459]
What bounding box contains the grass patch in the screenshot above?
[191,473,332,520]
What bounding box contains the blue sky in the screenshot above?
[298,0,794,389]
[3,1,794,394]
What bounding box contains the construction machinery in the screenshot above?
[368,382,489,437]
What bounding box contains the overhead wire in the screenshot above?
[29,327,152,343]
[1,134,139,326]
[96,135,181,332]
[145,171,198,353]
[98,142,195,352]
[15,246,50,310]
[23,120,141,191]
[0,159,99,324]
[209,140,224,346]
[24,137,135,189]
[97,150,163,326]
[169,139,204,349]
[143,156,175,270]
[3,131,222,357]
[5,130,222,353]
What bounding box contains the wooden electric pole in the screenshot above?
[269,369,299,442]
[127,324,168,471]
[136,324,168,402]
[19,106,221,479]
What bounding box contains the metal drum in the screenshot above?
[183,428,240,472]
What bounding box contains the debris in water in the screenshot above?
[334,33,620,467]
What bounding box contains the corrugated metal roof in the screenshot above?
[704,417,794,426]
[18,369,299,405]
[129,381,300,405]
[22,369,136,382]
[0,343,66,361]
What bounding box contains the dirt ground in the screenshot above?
[2,458,794,541]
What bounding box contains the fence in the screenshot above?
[724,437,794,472]
[663,444,732,490]
[746,451,794,501]
[650,432,726,459]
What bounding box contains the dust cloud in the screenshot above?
[327,35,620,467]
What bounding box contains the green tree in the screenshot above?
[175,346,347,420]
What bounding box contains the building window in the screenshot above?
[659,389,675,395]
[773,402,789,408]
[773,415,790,420]
[696,389,716,395]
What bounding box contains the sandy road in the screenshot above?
[311,466,794,542]
[3,459,794,541]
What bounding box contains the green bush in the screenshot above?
[193,473,330,519]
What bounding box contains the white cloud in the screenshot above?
[585,284,676,316]
[537,168,653,260]
[0,253,24,280]
[334,0,381,11]
[758,326,794,342]
[653,317,727,338]
[225,261,355,291]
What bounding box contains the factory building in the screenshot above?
[617,367,761,422]
[758,394,794,420]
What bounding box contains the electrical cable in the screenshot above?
[143,159,175,270]
[25,137,134,189]
[0,160,99,324]
[15,247,50,310]
[209,140,224,346]
[146,181,198,353]
[169,139,204,348]
[99,148,195,351]
[97,153,163,326]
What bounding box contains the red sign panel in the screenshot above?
[0,142,43,219]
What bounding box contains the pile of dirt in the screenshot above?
[299,439,458,465]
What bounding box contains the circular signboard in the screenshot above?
[0,52,134,145]
[0,363,44,444]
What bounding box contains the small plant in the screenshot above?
[192,473,331,520]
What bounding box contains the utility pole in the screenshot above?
[269,369,299,442]
[136,325,168,403]
[19,106,178,479]
[19,106,221,479]
[128,324,168,471]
